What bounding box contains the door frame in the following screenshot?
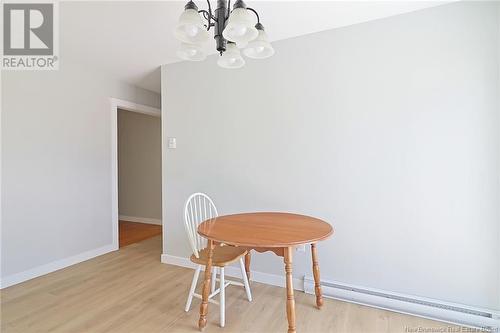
[109,98,161,249]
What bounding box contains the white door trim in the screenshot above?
[109,98,161,249]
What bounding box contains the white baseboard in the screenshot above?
[119,215,162,225]
[303,276,500,330]
[161,254,303,291]
[0,244,118,289]
[160,254,499,330]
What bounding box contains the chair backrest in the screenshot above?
[183,192,218,258]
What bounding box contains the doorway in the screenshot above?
[110,99,162,250]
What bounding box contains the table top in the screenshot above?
[197,212,333,248]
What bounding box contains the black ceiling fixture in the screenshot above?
[174,0,274,68]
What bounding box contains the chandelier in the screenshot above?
[174,0,274,69]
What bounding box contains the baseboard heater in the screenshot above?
[303,276,500,331]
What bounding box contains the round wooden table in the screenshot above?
[197,212,333,333]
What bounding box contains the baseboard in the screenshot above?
[303,276,500,330]
[0,244,118,289]
[119,215,162,225]
[161,254,303,291]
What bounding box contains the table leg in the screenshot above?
[284,247,296,333]
[311,243,323,308]
[245,251,251,281]
[198,240,214,331]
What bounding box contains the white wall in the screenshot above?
[118,110,162,221]
[498,2,500,313]
[1,61,160,285]
[161,1,500,311]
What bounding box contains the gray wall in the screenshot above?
[161,1,500,310]
[1,61,160,279]
[118,110,162,221]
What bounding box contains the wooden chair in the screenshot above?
[183,193,252,327]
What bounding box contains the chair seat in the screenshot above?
[190,246,247,267]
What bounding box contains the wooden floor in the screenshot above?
[1,236,460,333]
[119,220,162,247]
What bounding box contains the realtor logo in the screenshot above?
[2,1,59,70]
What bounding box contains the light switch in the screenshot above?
[168,137,177,149]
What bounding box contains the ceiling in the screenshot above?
[61,1,449,93]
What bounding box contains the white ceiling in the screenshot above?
[61,1,449,93]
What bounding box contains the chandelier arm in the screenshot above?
[198,0,217,30]
[246,7,260,23]
[199,10,209,21]
[198,10,216,29]
[206,0,217,21]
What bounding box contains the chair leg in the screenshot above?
[220,267,225,327]
[239,258,252,302]
[211,267,217,293]
[185,265,201,312]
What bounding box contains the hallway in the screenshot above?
[119,220,162,247]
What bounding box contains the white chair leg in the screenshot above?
[211,267,217,293]
[239,258,252,302]
[185,265,201,312]
[219,267,225,327]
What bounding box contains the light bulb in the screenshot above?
[228,25,247,37]
[174,8,209,43]
[222,8,258,44]
[177,42,206,61]
[243,25,274,59]
[217,43,245,69]
[255,46,265,53]
[184,25,199,37]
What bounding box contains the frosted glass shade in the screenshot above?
[222,8,258,45]
[177,42,206,61]
[217,43,245,69]
[174,9,209,44]
[243,29,274,59]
